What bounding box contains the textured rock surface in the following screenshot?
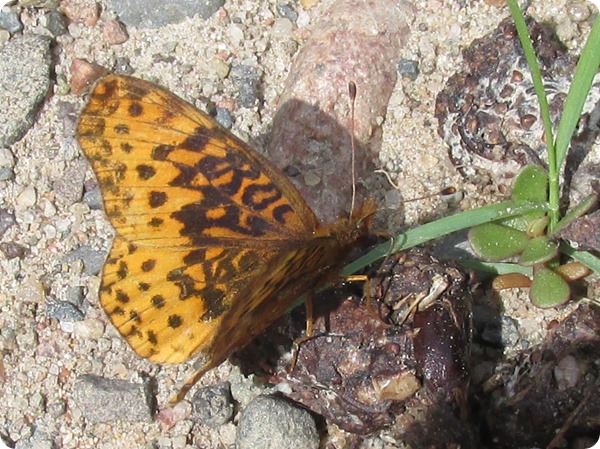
[0,34,51,147]
[268,0,414,223]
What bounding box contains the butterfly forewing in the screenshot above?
[78,75,319,245]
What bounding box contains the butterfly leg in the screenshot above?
[289,273,371,373]
[169,360,219,405]
[288,294,318,373]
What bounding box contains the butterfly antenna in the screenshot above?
[349,81,357,219]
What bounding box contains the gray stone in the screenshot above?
[63,245,106,275]
[236,395,319,449]
[215,107,233,129]
[0,167,14,181]
[45,9,68,36]
[230,65,260,108]
[46,297,85,322]
[192,381,234,428]
[0,208,16,238]
[397,58,419,81]
[105,0,224,28]
[0,7,23,33]
[276,3,298,23]
[0,34,52,147]
[74,375,152,423]
[64,286,85,307]
[82,185,103,210]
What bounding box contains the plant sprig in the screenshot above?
[346,2,600,308]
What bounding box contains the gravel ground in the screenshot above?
[0,0,598,448]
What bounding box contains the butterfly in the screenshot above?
[76,74,375,402]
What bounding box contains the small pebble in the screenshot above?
[16,185,37,209]
[114,56,134,74]
[230,64,259,107]
[0,8,23,34]
[210,58,231,80]
[102,19,129,45]
[302,171,320,187]
[63,245,106,275]
[55,217,72,233]
[296,10,310,27]
[228,24,245,43]
[64,286,85,306]
[74,374,152,423]
[72,319,105,339]
[215,107,233,129]
[40,198,57,217]
[45,9,69,36]
[276,3,298,22]
[0,30,10,46]
[42,223,57,239]
[0,167,13,181]
[192,382,234,428]
[300,0,319,9]
[236,395,319,449]
[0,208,16,238]
[16,278,45,303]
[60,0,100,26]
[47,400,67,418]
[171,436,187,449]
[156,401,192,428]
[0,242,29,259]
[46,298,85,322]
[82,186,103,209]
[397,58,420,80]
[554,354,582,389]
[69,58,108,95]
[271,18,293,38]
[567,2,591,22]
[52,158,87,205]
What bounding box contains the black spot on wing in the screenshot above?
[149,191,167,208]
[128,102,143,117]
[151,144,175,161]
[136,164,156,180]
[168,314,182,328]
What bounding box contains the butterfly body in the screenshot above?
[77,75,373,400]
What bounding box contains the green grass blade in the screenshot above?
[343,200,548,275]
[507,0,555,164]
[507,0,560,228]
[554,16,600,170]
[559,242,600,274]
[458,259,533,276]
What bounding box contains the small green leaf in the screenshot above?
[469,223,529,260]
[512,165,548,202]
[526,215,549,237]
[530,267,571,308]
[518,236,559,266]
[498,215,532,232]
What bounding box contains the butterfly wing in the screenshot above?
[77,75,320,363]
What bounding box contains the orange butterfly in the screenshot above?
[77,74,375,402]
